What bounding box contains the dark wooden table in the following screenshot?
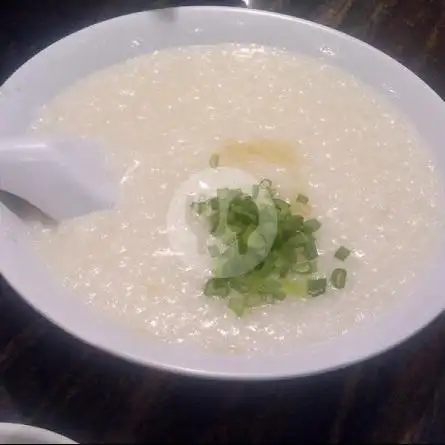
[1,0,445,443]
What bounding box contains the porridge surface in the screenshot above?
[28,44,445,354]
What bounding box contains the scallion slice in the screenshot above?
[208,244,221,258]
[330,268,347,289]
[304,238,319,261]
[334,246,351,261]
[204,278,230,298]
[209,153,219,169]
[307,278,327,297]
[228,294,246,317]
[252,184,260,199]
[245,294,264,308]
[259,178,272,189]
[303,218,321,233]
[293,261,315,275]
[283,279,306,296]
[296,194,309,204]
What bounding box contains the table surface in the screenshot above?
[1,0,445,443]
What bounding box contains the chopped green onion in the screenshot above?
[228,294,246,317]
[283,279,306,296]
[204,278,230,298]
[303,218,322,233]
[296,194,309,204]
[209,197,219,211]
[208,213,220,234]
[216,188,229,200]
[334,246,351,261]
[247,231,267,251]
[274,198,291,215]
[288,232,310,248]
[260,221,277,240]
[293,261,315,275]
[331,268,347,289]
[278,263,292,278]
[229,277,251,294]
[264,295,275,304]
[304,238,319,261]
[259,178,272,189]
[258,279,282,295]
[307,278,327,297]
[208,244,221,258]
[279,244,298,263]
[245,294,264,308]
[274,291,287,301]
[256,255,277,278]
[192,178,349,315]
[191,201,207,216]
[209,153,219,169]
[282,214,304,234]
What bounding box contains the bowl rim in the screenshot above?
[1,5,445,380]
[0,422,76,444]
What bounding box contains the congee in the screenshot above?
[27,44,445,354]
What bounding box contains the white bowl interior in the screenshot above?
[1,6,445,379]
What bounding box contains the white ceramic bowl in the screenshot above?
[1,6,445,380]
[0,423,75,444]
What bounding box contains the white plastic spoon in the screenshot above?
[0,136,118,221]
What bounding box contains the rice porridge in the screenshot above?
[28,44,445,354]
